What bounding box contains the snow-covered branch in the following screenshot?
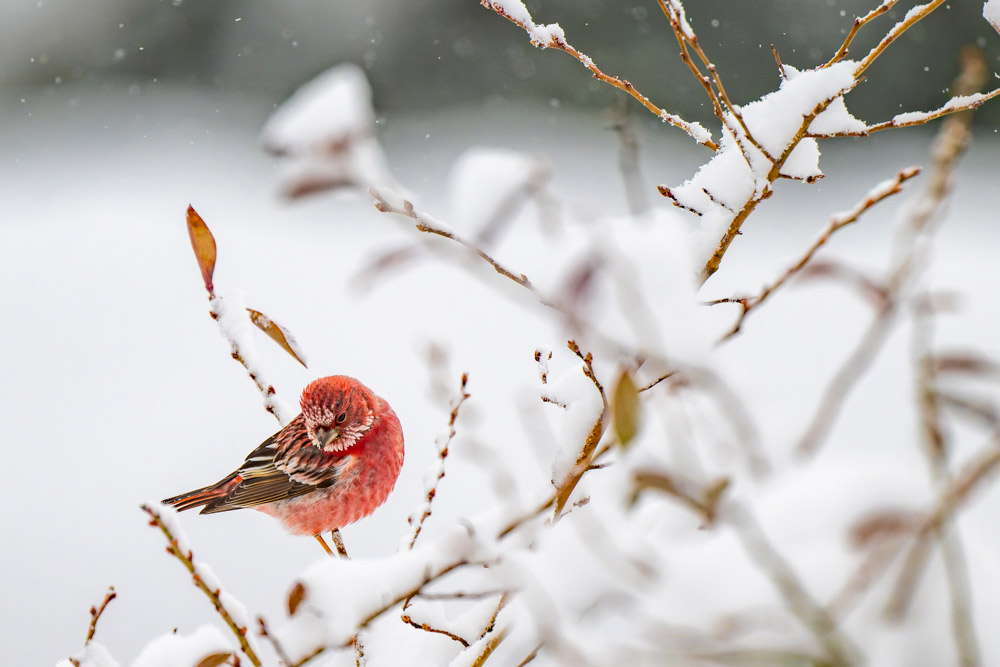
[479,0,716,150]
[141,504,260,666]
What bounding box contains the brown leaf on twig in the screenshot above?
[288,582,306,615]
[186,206,217,295]
[194,653,233,667]
[247,308,308,368]
[612,369,641,447]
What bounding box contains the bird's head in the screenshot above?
[301,375,377,452]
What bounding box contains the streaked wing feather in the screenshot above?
[200,465,316,513]
[200,423,343,513]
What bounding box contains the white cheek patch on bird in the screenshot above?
[326,412,375,452]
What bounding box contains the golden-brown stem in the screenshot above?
[314,534,334,556]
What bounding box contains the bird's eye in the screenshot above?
[336,412,347,424]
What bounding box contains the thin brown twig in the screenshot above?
[797,45,988,459]
[288,645,325,667]
[85,587,117,644]
[291,558,489,665]
[416,589,510,601]
[67,587,119,666]
[480,0,717,150]
[567,340,608,409]
[702,0,964,281]
[856,0,947,75]
[655,0,771,162]
[257,616,292,666]
[823,0,899,68]
[408,373,470,550]
[399,611,470,647]
[370,188,550,304]
[551,341,608,518]
[701,91,842,281]
[638,371,676,393]
[398,375,471,643]
[331,530,349,558]
[809,88,1000,138]
[142,504,262,667]
[718,165,920,340]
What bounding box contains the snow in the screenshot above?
[260,64,373,156]
[663,0,696,40]
[274,523,491,655]
[7,71,1000,667]
[742,61,859,159]
[447,147,549,240]
[809,95,870,136]
[892,93,989,126]
[260,63,396,195]
[660,109,713,145]
[541,361,605,484]
[211,289,295,424]
[662,60,863,266]
[58,643,120,667]
[482,0,566,48]
[986,0,1000,32]
[130,626,232,667]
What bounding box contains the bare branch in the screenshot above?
[480,0,717,150]
[823,0,899,67]
[857,0,947,75]
[407,373,470,550]
[719,166,920,340]
[85,587,117,644]
[142,505,261,667]
[399,611,470,647]
[812,89,1000,138]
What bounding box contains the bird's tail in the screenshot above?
[162,475,238,512]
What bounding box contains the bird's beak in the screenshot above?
[314,427,340,449]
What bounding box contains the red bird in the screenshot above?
[163,376,404,553]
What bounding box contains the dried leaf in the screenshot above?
[247,308,308,368]
[612,369,641,447]
[288,581,306,615]
[186,205,217,295]
[194,653,232,667]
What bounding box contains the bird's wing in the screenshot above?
[199,430,344,514]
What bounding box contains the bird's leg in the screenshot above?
[314,533,334,556]
[330,529,350,559]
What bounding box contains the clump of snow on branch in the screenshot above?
[260,63,396,197]
[891,92,991,125]
[663,60,861,265]
[987,0,1000,33]
[447,148,550,240]
[660,109,713,145]
[743,61,859,161]
[130,626,232,667]
[541,361,604,485]
[482,0,565,47]
[57,643,119,667]
[273,524,492,660]
[211,289,294,424]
